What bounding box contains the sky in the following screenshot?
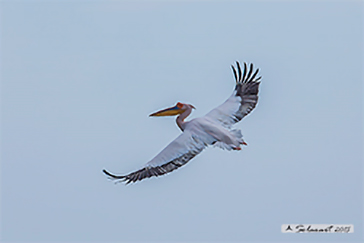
[0,1,363,242]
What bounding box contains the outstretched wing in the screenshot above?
[103,131,207,184]
[205,62,261,128]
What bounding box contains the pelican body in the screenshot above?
[103,62,261,184]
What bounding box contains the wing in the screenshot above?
[205,62,261,128]
[102,130,207,184]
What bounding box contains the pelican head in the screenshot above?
[149,102,195,117]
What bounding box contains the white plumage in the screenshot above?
[103,61,261,184]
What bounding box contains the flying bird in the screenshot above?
[103,61,261,184]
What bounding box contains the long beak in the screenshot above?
[149,105,185,117]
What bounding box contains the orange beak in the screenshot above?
[149,105,185,117]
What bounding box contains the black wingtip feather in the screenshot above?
[102,169,125,179]
[245,63,254,82]
[248,68,259,82]
[231,65,238,82]
[242,62,247,82]
[232,61,260,85]
[236,61,242,82]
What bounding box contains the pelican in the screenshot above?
[103,61,261,184]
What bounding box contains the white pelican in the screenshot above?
[103,61,261,184]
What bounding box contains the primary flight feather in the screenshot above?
[103,61,261,184]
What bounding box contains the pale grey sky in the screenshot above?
[1,1,363,242]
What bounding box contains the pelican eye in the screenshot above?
[177,103,183,109]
